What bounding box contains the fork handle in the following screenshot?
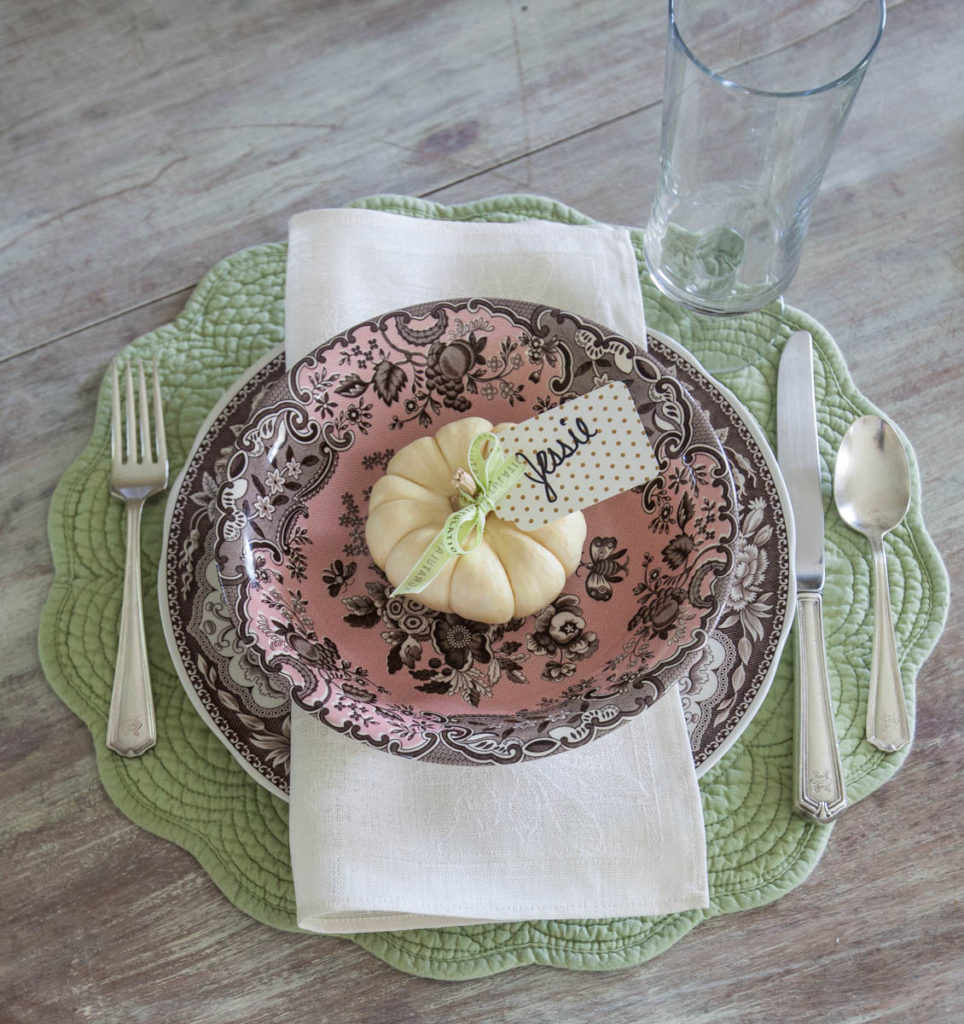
[106,500,157,757]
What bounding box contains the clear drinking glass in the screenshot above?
[644,0,885,316]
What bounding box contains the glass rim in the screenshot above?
[668,0,886,99]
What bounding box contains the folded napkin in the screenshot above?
[285,205,708,933]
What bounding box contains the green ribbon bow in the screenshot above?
[390,431,526,598]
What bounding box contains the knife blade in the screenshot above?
[777,330,846,824]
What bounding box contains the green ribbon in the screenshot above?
[390,431,526,598]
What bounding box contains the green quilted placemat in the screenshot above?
[39,195,948,979]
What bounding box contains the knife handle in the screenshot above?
[794,593,847,823]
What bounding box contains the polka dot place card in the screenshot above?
[496,380,658,530]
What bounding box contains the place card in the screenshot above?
[496,380,658,530]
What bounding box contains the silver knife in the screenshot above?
[777,331,847,824]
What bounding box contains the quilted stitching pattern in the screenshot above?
[38,196,948,979]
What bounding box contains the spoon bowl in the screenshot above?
[834,415,912,751]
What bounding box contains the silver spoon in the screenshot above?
[833,415,912,752]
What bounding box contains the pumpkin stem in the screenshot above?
[451,467,477,506]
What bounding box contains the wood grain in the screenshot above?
[1,0,667,360]
[2,0,960,1021]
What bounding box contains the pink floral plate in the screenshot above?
[160,326,792,790]
[208,299,738,766]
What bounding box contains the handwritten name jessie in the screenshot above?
[517,416,600,503]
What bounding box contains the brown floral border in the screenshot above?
[161,326,790,787]
[211,300,738,765]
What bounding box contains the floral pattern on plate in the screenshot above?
[211,299,738,766]
[161,329,791,791]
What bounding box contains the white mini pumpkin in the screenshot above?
[365,417,587,624]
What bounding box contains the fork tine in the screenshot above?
[137,361,151,463]
[124,362,136,463]
[151,358,167,464]
[110,360,122,463]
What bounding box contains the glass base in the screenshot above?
[643,228,786,315]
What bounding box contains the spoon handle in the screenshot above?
[866,536,911,752]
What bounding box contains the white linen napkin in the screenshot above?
[285,205,709,933]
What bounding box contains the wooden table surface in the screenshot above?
[3,1,961,1020]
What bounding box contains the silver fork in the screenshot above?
[107,359,169,757]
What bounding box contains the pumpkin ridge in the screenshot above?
[449,546,515,623]
[387,520,445,552]
[432,433,448,470]
[382,469,444,494]
[370,494,449,517]
[489,517,570,578]
[432,431,458,477]
[434,418,494,475]
[500,552,519,609]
